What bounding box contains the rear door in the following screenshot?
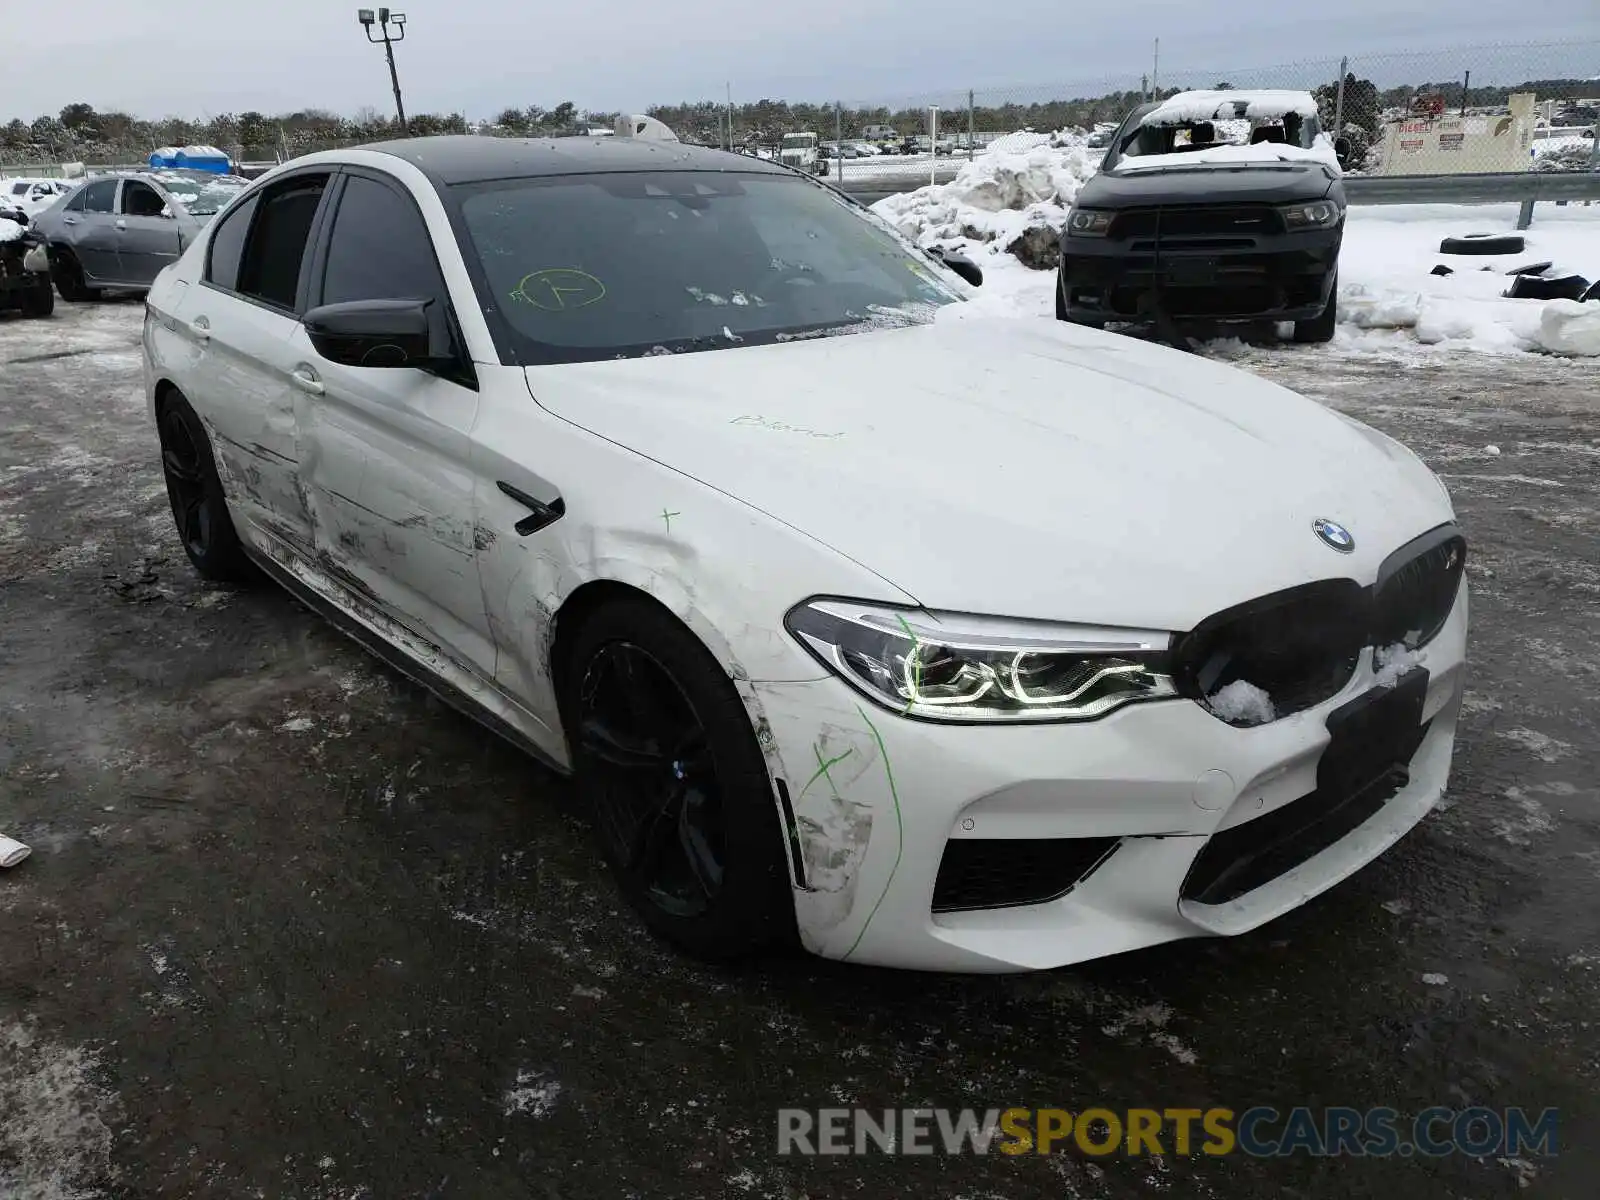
[114,179,184,285]
[167,170,333,552]
[289,169,494,678]
[67,179,121,282]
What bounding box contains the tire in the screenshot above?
[1438,233,1525,256]
[51,249,102,302]
[1293,273,1338,344]
[18,279,54,318]
[156,391,256,582]
[561,596,794,960]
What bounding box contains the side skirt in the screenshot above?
[243,545,572,779]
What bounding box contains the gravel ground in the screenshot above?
[1,302,1597,1200]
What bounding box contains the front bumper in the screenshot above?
[1061,224,1342,322]
[755,582,1466,973]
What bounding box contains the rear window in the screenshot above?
[453,170,961,365]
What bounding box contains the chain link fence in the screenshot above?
[3,40,1595,182]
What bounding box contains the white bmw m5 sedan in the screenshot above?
[141,134,1468,973]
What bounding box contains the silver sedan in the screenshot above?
[31,169,249,299]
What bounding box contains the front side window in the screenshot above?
[453,171,962,364]
[235,175,328,311]
[121,180,167,217]
[79,180,117,213]
[319,175,444,306]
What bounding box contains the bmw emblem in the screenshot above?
[1312,518,1355,553]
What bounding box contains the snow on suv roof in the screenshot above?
[1142,89,1320,126]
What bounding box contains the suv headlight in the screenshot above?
[1278,200,1342,230]
[785,599,1177,723]
[1066,207,1113,236]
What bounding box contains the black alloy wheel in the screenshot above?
[156,393,254,581]
[577,641,724,919]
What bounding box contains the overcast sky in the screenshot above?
[8,1,1599,122]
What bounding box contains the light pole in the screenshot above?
[357,8,408,135]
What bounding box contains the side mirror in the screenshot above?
[925,245,983,288]
[303,298,447,368]
[1333,136,1352,169]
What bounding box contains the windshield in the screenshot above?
[149,170,250,216]
[1111,108,1321,168]
[454,170,962,365]
[780,135,815,150]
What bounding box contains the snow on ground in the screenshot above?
[874,138,1600,357]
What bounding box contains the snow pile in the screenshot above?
[871,131,1099,266]
[1337,204,1600,357]
[1143,89,1320,125]
[1537,300,1600,356]
[1373,643,1423,688]
[0,217,28,243]
[1206,680,1276,726]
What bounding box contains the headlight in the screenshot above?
[1278,200,1342,230]
[785,599,1177,723]
[1066,207,1113,236]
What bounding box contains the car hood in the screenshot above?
[523,316,1450,631]
[1079,162,1337,206]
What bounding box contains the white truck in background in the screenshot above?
[778,132,828,176]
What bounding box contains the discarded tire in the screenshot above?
[1429,264,1453,277]
[1504,273,1590,302]
[1583,279,1600,303]
[1505,261,1553,277]
[1439,233,1526,256]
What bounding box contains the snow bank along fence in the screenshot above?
[806,39,1600,222]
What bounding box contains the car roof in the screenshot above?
[359,134,793,185]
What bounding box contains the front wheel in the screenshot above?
[1293,273,1338,344]
[562,597,794,960]
[156,392,256,582]
[18,279,54,317]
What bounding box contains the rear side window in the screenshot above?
[319,175,444,306]
[79,180,116,213]
[206,193,259,293]
[234,176,328,311]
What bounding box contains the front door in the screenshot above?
[67,179,121,283]
[115,179,184,285]
[291,170,494,679]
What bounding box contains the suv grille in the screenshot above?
[1110,205,1283,240]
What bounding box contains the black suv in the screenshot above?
[1057,95,1348,342]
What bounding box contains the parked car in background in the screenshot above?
[0,208,55,318]
[1058,89,1348,342]
[31,169,249,299]
[3,177,74,219]
[141,133,1466,974]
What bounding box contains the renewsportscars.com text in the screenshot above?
[777,1106,1558,1158]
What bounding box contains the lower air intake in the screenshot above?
[932,837,1119,913]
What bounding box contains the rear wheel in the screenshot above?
[1292,273,1338,344]
[51,250,101,302]
[562,597,793,960]
[156,392,255,582]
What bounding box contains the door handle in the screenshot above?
[62,216,78,225]
[188,316,210,342]
[290,367,325,396]
[496,481,566,536]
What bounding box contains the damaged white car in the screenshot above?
[142,133,1468,972]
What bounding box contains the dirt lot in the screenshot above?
[1,302,1597,1199]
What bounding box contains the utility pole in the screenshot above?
[1460,69,1470,115]
[1151,38,1160,98]
[357,9,409,135]
[726,82,733,151]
